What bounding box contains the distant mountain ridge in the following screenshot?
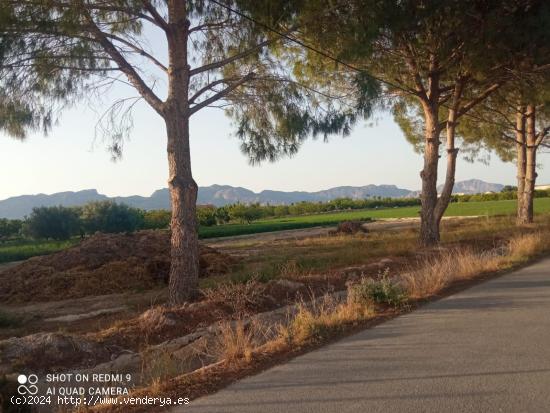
[442,179,504,194]
[0,179,505,219]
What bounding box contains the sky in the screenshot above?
[1,22,549,202]
[2,98,550,202]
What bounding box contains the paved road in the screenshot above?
[177,257,550,413]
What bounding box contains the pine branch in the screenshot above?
[189,73,255,115]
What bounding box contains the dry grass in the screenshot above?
[294,233,364,247]
[508,232,546,261]
[200,278,266,316]
[403,231,550,299]
[278,293,373,346]
[215,320,257,363]
[212,292,373,366]
[402,248,502,298]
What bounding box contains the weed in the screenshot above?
[215,320,257,362]
[349,269,408,308]
[200,278,265,316]
[280,294,373,345]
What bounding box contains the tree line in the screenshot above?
[0,198,419,240]
[0,202,145,241]
[1,1,549,303]
[4,186,550,241]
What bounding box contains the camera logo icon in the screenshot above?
[17,374,39,395]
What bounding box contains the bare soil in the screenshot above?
[0,230,235,303]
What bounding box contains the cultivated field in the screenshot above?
[2,198,550,264]
[199,197,550,238]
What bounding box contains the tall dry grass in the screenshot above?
[401,248,502,298]
[278,294,373,346]
[508,232,546,260]
[402,231,550,299]
[215,320,258,362]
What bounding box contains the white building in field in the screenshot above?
[535,184,550,191]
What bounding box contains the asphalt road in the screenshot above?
[177,257,550,413]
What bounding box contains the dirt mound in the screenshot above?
[0,230,235,303]
[329,221,369,235]
[0,332,112,375]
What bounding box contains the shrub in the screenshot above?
[197,205,217,226]
[201,279,265,316]
[80,201,143,234]
[23,206,80,240]
[214,206,230,224]
[0,219,22,240]
[350,269,408,308]
[228,203,264,224]
[141,210,171,229]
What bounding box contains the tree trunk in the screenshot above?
[521,104,537,224]
[165,0,199,305]
[419,103,441,246]
[165,113,199,305]
[515,106,527,224]
[435,81,463,225]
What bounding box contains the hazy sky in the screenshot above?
[4,20,550,202]
[3,16,550,202]
[2,95,550,202]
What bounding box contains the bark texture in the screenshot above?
[520,104,537,224]
[165,114,199,305]
[165,1,199,305]
[419,101,442,246]
[515,106,528,224]
[436,80,463,224]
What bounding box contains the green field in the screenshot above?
[2,198,550,264]
[0,239,79,264]
[199,198,550,239]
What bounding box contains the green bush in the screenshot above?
[0,218,22,240]
[141,209,171,229]
[350,269,408,308]
[23,206,80,240]
[81,201,143,234]
[197,205,217,226]
[228,203,264,224]
[215,206,231,224]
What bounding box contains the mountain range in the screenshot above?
[0,179,504,219]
